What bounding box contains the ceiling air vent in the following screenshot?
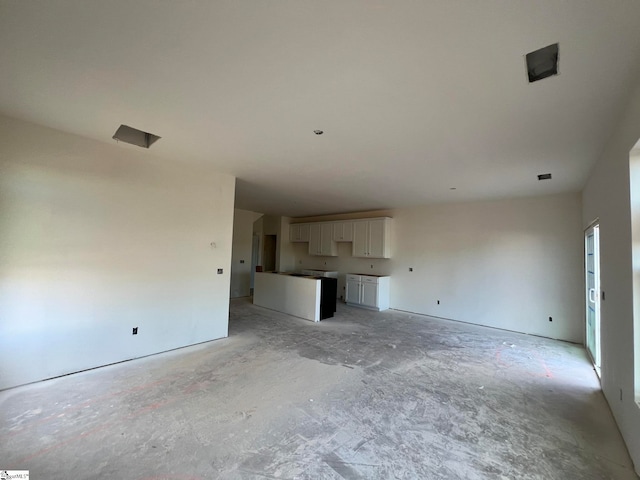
[526,43,559,83]
[538,173,552,180]
[113,124,161,149]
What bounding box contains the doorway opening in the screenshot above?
[585,222,601,374]
[263,234,277,272]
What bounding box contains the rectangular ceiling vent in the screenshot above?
[537,173,552,180]
[526,43,559,83]
[113,124,161,149]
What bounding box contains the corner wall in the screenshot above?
[582,80,640,473]
[389,194,583,342]
[0,115,236,390]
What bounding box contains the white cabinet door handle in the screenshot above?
[588,288,597,303]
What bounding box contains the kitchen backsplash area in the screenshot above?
[292,242,391,300]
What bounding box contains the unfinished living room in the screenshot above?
[2,1,640,479]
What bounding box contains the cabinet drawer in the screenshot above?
[346,274,361,282]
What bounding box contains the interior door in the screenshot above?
[585,223,601,370]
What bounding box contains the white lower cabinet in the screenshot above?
[346,277,361,304]
[345,274,390,311]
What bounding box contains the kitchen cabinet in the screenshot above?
[290,216,392,258]
[346,274,390,311]
[352,218,392,258]
[290,223,310,242]
[332,221,353,242]
[309,223,337,256]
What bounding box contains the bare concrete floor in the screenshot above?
[1,298,637,479]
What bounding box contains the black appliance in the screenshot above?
[317,277,337,320]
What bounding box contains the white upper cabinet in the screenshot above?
[352,221,368,257]
[332,221,353,242]
[289,223,310,242]
[309,223,337,256]
[352,218,392,258]
[290,217,391,258]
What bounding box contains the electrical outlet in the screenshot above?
[132,327,138,335]
[370,264,374,269]
[240,260,245,264]
[549,316,552,322]
[217,268,223,274]
[602,291,606,301]
[409,267,413,272]
[437,300,440,305]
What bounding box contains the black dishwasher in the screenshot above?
[317,277,338,320]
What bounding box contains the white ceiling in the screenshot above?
[2,1,640,217]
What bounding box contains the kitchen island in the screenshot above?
[253,272,337,322]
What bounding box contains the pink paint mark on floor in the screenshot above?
[532,350,554,379]
[494,345,554,379]
[16,421,113,465]
[11,377,207,465]
[8,377,176,437]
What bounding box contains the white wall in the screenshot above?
[630,151,640,404]
[230,209,263,298]
[390,194,583,342]
[0,115,236,390]
[250,214,296,274]
[253,215,264,270]
[293,194,583,342]
[582,80,640,474]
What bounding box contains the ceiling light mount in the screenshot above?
[313,130,324,135]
